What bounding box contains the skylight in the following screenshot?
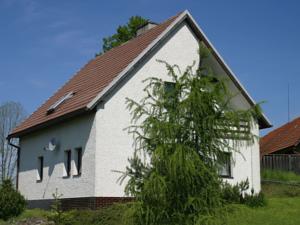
[47,91,74,114]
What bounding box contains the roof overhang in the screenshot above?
[7,107,91,139]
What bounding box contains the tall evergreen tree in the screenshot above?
[97,16,148,55]
[121,43,261,225]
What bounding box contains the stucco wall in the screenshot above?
[94,21,261,197]
[19,113,96,200]
[223,124,261,192]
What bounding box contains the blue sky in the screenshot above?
[0,0,299,135]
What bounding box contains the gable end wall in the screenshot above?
[94,21,261,197]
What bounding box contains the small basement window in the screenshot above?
[218,152,232,178]
[37,156,44,181]
[47,91,74,114]
[74,147,82,176]
[63,150,71,177]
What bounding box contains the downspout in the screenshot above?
[7,137,20,190]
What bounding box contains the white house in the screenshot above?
[8,10,271,209]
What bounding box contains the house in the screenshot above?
[261,117,300,156]
[8,10,271,209]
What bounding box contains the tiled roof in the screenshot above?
[9,12,181,138]
[260,117,300,155]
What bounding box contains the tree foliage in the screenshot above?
[97,16,148,55]
[0,102,26,183]
[0,179,26,220]
[121,44,261,225]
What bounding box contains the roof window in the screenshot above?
[47,91,74,114]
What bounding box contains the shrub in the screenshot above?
[0,179,26,220]
[221,179,249,204]
[47,189,73,225]
[221,180,266,208]
[221,182,241,204]
[243,191,267,208]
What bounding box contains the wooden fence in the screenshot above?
[261,154,300,174]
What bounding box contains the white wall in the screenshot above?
[19,113,96,200]
[94,21,261,197]
[224,123,261,192]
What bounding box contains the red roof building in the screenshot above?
[260,117,300,155]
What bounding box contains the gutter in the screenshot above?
[7,136,20,190]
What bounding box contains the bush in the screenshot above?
[0,179,26,220]
[221,180,266,208]
[221,182,241,204]
[47,189,73,225]
[243,191,267,208]
[221,179,249,204]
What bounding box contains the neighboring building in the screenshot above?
[8,10,271,209]
[261,117,300,156]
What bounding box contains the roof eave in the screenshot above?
[8,107,91,139]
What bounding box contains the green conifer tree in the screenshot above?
[122,43,262,225]
[97,16,148,56]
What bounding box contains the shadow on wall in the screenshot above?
[19,113,95,199]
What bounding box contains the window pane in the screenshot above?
[164,82,175,93]
[64,150,71,177]
[75,148,82,176]
[218,153,231,177]
[164,82,176,108]
[37,156,43,181]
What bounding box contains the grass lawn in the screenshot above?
[227,197,300,225]
[1,182,300,225]
[262,169,300,184]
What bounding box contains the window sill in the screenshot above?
[220,176,234,179]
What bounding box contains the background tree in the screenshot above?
[0,102,26,183]
[121,44,261,225]
[97,16,148,55]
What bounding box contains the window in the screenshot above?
[64,150,71,177]
[164,82,176,108]
[74,148,82,176]
[218,152,232,178]
[37,156,43,181]
[47,91,74,114]
[164,81,175,93]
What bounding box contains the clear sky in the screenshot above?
[0,0,299,135]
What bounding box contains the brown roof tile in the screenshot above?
[10,13,181,137]
[260,117,300,155]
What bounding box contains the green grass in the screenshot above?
[1,183,300,225]
[0,208,50,225]
[262,182,300,198]
[262,169,300,183]
[227,198,300,225]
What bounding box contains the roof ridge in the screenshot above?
[93,12,184,61]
